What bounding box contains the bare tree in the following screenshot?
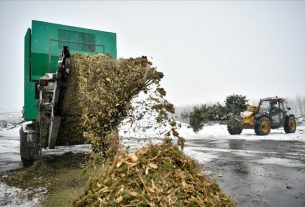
[287,96,305,117]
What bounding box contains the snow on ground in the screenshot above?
[0,112,42,207]
[0,125,22,174]
[43,144,91,156]
[119,96,305,142]
[257,157,305,168]
[0,111,22,131]
[0,126,20,137]
[183,148,219,164]
[0,182,46,207]
[187,123,305,141]
[0,111,22,138]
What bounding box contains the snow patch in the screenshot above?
[257,157,304,168]
[186,146,271,156]
[0,182,46,207]
[0,126,20,137]
[0,111,22,131]
[188,124,305,142]
[43,144,91,156]
[184,148,219,164]
[0,111,22,137]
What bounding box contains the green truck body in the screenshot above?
[24,20,117,120]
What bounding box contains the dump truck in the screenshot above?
[227,97,296,136]
[20,20,117,166]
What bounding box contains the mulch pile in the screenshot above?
[74,141,235,207]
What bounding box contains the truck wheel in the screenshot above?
[227,120,243,135]
[254,116,270,136]
[20,126,38,167]
[284,116,296,133]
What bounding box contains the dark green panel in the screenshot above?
[58,29,97,52]
[24,28,38,120]
[31,53,58,79]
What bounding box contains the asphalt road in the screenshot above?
[187,138,305,207]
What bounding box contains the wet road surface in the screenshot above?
[187,138,305,207]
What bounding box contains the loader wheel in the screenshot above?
[284,116,296,133]
[254,116,270,136]
[227,120,243,135]
[20,127,38,167]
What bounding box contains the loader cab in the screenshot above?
[258,98,288,128]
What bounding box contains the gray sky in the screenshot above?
[0,1,305,111]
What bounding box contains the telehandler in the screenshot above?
[227,97,296,136]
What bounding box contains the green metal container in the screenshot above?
[24,20,117,120]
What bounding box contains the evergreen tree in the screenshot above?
[189,105,208,132]
[225,94,248,115]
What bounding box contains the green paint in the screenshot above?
[24,28,38,120]
[24,20,117,120]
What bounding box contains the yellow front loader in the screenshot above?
[227,97,296,136]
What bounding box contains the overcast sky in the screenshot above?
[0,1,304,111]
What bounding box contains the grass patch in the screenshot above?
[42,168,88,207]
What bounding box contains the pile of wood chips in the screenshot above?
[74,141,235,207]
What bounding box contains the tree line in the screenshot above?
[288,96,305,117]
[179,94,248,132]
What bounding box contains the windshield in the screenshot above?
[259,100,271,113]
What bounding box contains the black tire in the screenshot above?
[20,127,38,167]
[284,116,296,133]
[254,116,271,136]
[227,120,243,135]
